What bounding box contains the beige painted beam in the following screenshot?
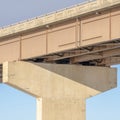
[0,75,2,83]
[0,65,2,83]
[99,57,120,66]
[2,61,117,120]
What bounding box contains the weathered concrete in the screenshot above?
[2,61,117,120]
[36,98,86,120]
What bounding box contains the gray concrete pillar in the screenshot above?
[2,61,117,120]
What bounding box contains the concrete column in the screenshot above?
[2,61,117,120]
[36,98,86,120]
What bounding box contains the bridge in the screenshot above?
[0,0,119,120]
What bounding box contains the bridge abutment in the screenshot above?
[2,61,117,120]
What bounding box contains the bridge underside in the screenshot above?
[0,3,120,67]
[27,38,120,66]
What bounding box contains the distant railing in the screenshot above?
[0,0,120,38]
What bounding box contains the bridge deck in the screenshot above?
[0,0,120,38]
[0,0,120,66]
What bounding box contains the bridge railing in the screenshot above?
[0,0,120,38]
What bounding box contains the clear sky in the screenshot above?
[0,0,120,120]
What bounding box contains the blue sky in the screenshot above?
[0,0,120,120]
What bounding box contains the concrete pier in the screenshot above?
[2,61,117,120]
